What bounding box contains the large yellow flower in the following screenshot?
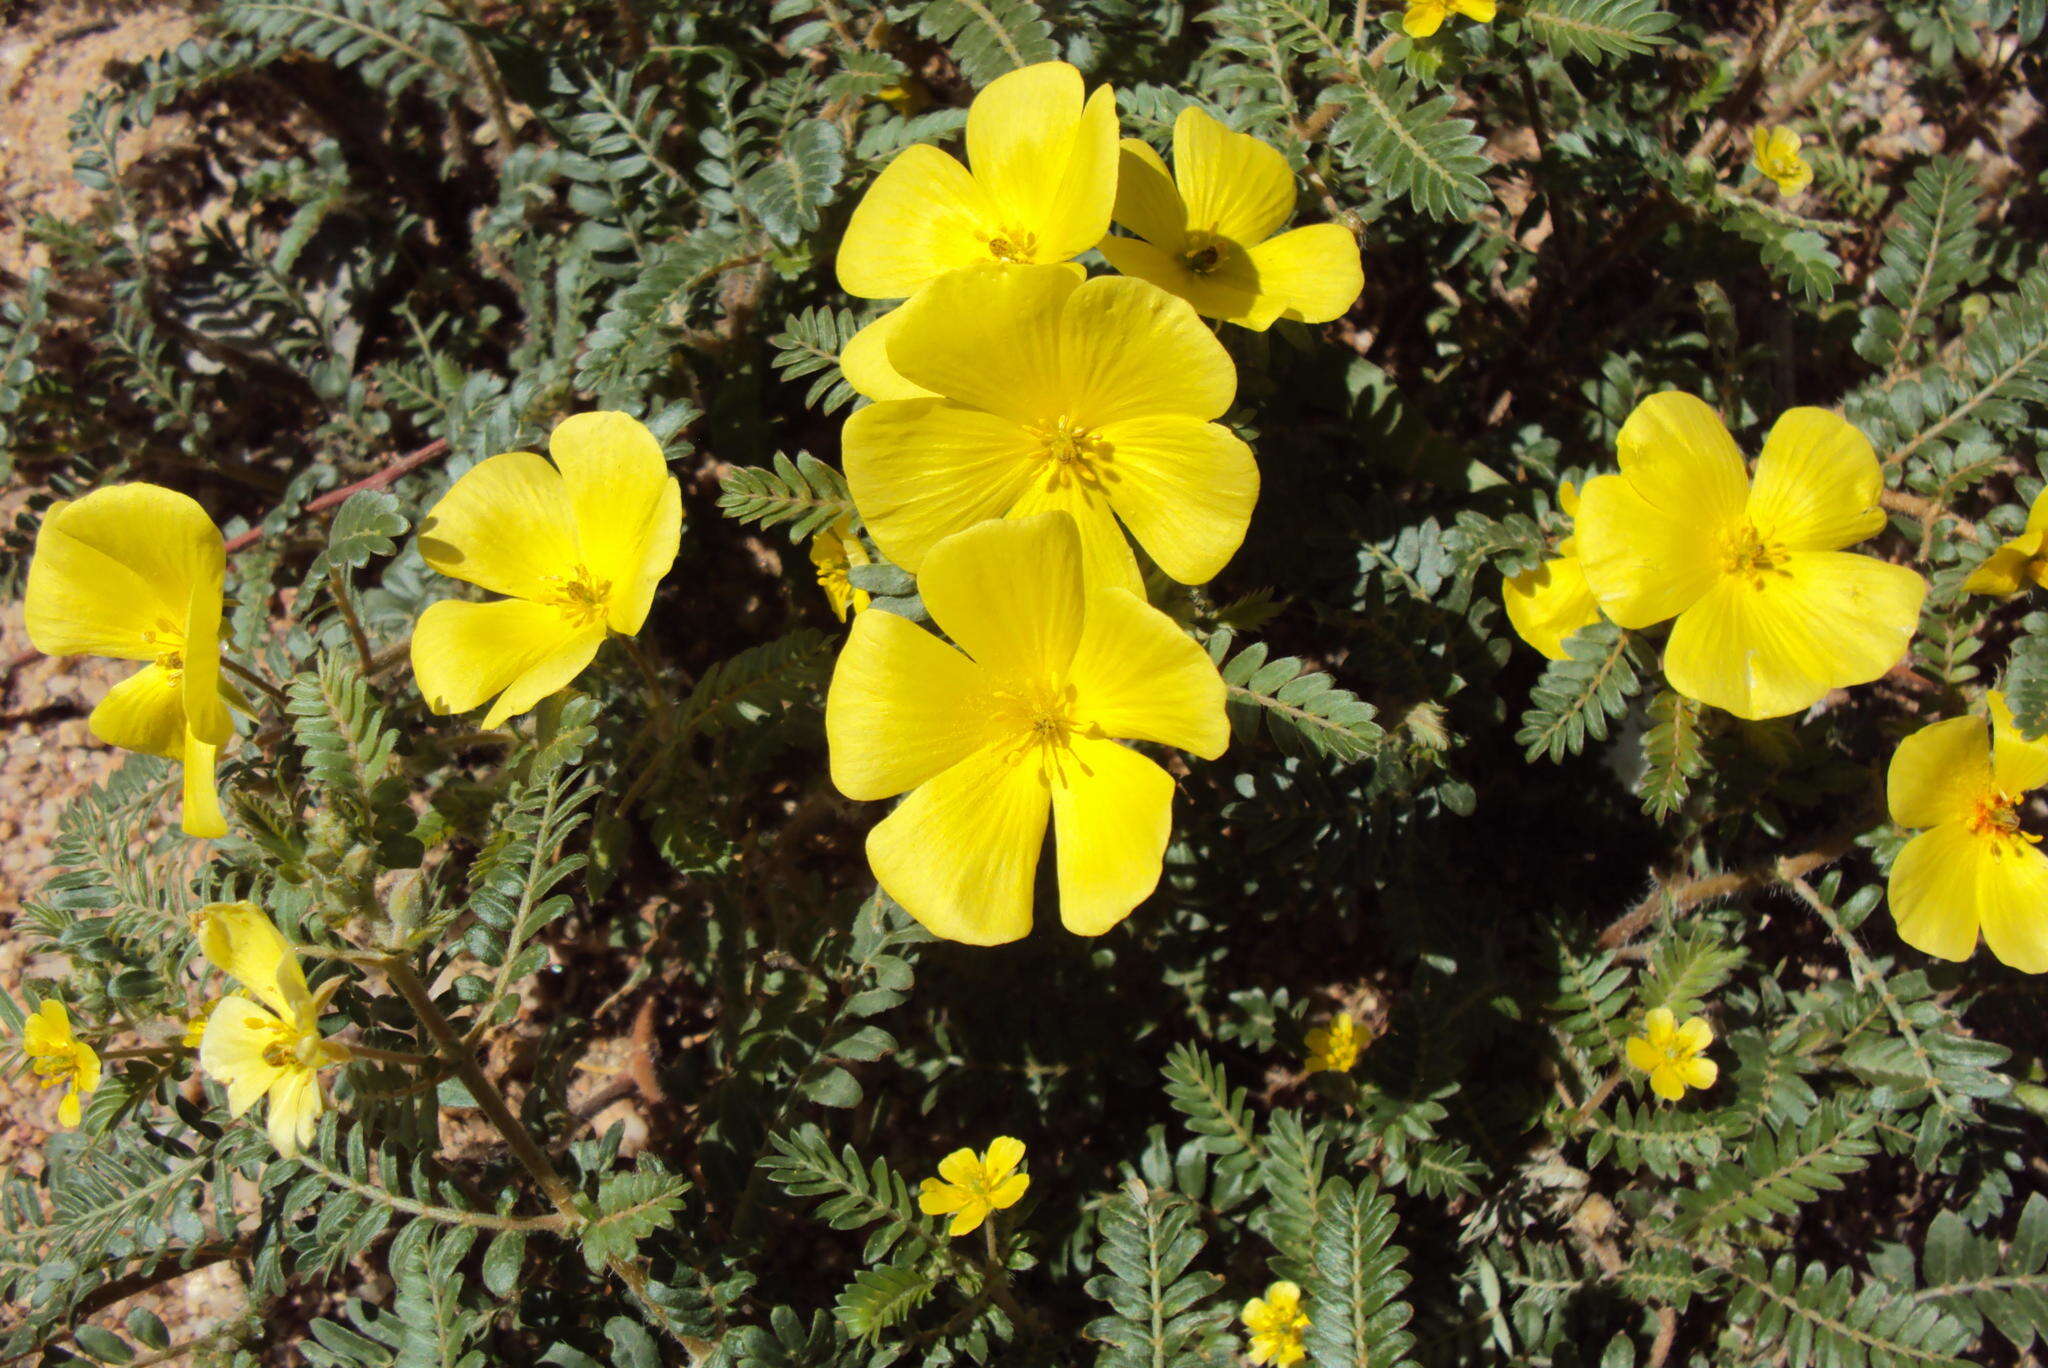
[1886,692,2048,972]
[1502,481,1603,660]
[825,513,1228,945]
[837,61,1119,402]
[23,999,101,1128]
[411,412,682,728]
[1574,393,1926,720]
[842,265,1258,595]
[1096,106,1361,331]
[194,901,351,1157]
[1964,488,2048,597]
[1751,126,1813,197]
[917,1136,1030,1237]
[1241,1281,1311,1367]
[24,484,236,838]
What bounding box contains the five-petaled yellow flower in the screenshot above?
[1304,1013,1363,1073]
[1626,1007,1718,1102]
[918,1136,1030,1237]
[24,484,237,838]
[843,265,1258,596]
[811,519,872,621]
[195,901,352,1157]
[1574,393,1926,720]
[838,61,1118,401]
[412,412,682,729]
[826,513,1228,944]
[1964,489,2048,598]
[1097,106,1362,331]
[1887,691,2048,972]
[1751,126,1813,196]
[1502,480,1603,660]
[1403,0,1496,39]
[23,999,101,1128]
[1241,1280,1311,1366]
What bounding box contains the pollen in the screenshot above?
[1181,231,1226,275]
[1964,790,2038,853]
[988,230,1038,263]
[1030,417,1113,492]
[541,565,612,628]
[1722,523,1788,585]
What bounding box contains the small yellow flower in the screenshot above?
[917,1136,1030,1236]
[1887,691,2048,972]
[1304,1014,1364,1073]
[193,901,351,1157]
[1751,126,1814,196]
[181,1013,208,1049]
[1502,481,1604,660]
[826,513,1228,944]
[1573,393,1926,720]
[1626,1007,1719,1102]
[810,519,872,621]
[1403,0,1496,39]
[1241,1280,1311,1366]
[24,484,238,838]
[1096,106,1361,331]
[844,264,1258,595]
[1965,489,2048,597]
[411,412,682,729]
[23,999,101,1128]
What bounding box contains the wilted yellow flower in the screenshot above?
[1502,481,1603,660]
[1964,489,2048,597]
[411,412,682,729]
[1887,692,2048,972]
[826,513,1228,944]
[843,265,1257,595]
[24,484,237,838]
[917,1135,1030,1236]
[194,901,351,1157]
[811,519,872,621]
[1574,393,1925,720]
[1625,1007,1718,1101]
[1403,0,1496,38]
[1305,1013,1363,1073]
[1096,106,1361,331]
[23,999,101,1128]
[1751,126,1813,196]
[1241,1280,1311,1366]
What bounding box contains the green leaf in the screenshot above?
[1638,689,1706,820]
[1330,76,1491,221]
[834,1262,936,1341]
[1214,634,1383,764]
[579,1167,689,1272]
[1083,1178,1232,1368]
[1517,621,1642,762]
[1518,0,1675,63]
[745,121,847,245]
[717,451,856,541]
[1302,1176,1418,1368]
[913,0,1057,85]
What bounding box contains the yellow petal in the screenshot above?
[1621,392,1750,517]
[840,304,938,402]
[1173,106,1296,247]
[1889,823,1988,962]
[548,412,682,635]
[24,999,68,1053]
[1679,1056,1718,1090]
[1050,735,1174,936]
[826,609,995,801]
[410,599,604,729]
[1625,1035,1662,1073]
[1747,408,1886,552]
[842,400,1040,574]
[89,663,185,758]
[1649,1063,1686,1102]
[1061,276,1238,427]
[1573,472,1725,629]
[181,547,230,747]
[919,1178,971,1215]
[1643,1006,1676,1041]
[199,995,288,1117]
[1005,471,1143,596]
[72,1042,101,1095]
[918,513,1087,684]
[197,901,307,1018]
[266,1066,324,1158]
[24,485,224,661]
[983,1135,1026,1180]
[936,1147,983,1187]
[1249,223,1363,325]
[885,264,1080,424]
[837,144,1001,298]
[1109,138,1186,249]
[865,740,1052,946]
[949,1205,988,1237]
[1977,838,2048,973]
[989,1172,1030,1208]
[1990,690,2048,795]
[1662,551,1926,720]
[181,730,228,841]
[1403,2,1446,37]
[967,64,1118,263]
[1095,414,1258,585]
[418,452,580,601]
[1068,587,1228,757]
[1674,1016,1713,1052]
[1965,539,2037,597]
[58,1089,82,1128]
[1096,234,1272,327]
[1887,715,1993,830]
[1504,556,1602,661]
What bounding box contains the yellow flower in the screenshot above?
[826,513,1228,944]
[1886,691,2048,972]
[1502,480,1603,660]
[1751,126,1814,196]
[23,999,101,1128]
[811,519,872,621]
[1096,106,1361,331]
[917,1135,1030,1236]
[1625,1007,1718,1102]
[23,484,237,838]
[181,1013,208,1049]
[1241,1281,1311,1367]
[1964,489,2048,597]
[1304,1013,1363,1073]
[1403,0,1496,38]
[411,412,682,729]
[1573,393,1926,720]
[194,901,351,1157]
[843,265,1258,596]
[837,61,1119,402]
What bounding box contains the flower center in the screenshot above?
[1965,790,2040,856]
[28,1051,80,1083]
[994,678,1101,785]
[541,565,611,628]
[1722,523,1787,585]
[140,624,187,677]
[1029,416,1114,493]
[1181,230,1227,276]
[988,230,1038,263]
[257,1016,332,1070]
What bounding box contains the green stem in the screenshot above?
[329,566,378,677]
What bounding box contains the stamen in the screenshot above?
[1181,231,1227,275]
[1722,523,1788,586]
[988,230,1039,263]
[541,565,612,627]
